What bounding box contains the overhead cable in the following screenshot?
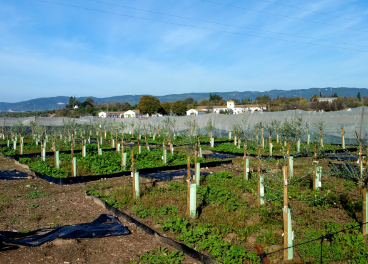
[253,0,368,25]
[200,0,368,33]
[34,0,368,53]
[84,0,368,49]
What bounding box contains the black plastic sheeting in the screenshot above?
[86,194,218,263]
[326,154,358,161]
[24,159,232,185]
[0,214,129,247]
[141,169,210,181]
[3,148,117,161]
[0,170,32,180]
[203,153,243,159]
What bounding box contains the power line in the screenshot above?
[253,0,368,25]
[200,0,368,33]
[34,0,368,53]
[83,0,368,49]
[338,0,368,7]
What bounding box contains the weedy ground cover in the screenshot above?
[17,147,229,178]
[203,140,341,157]
[86,153,368,263]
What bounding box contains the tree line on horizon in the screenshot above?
[0,92,367,118]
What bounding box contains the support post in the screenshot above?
[196,163,200,185]
[363,170,367,235]
[20,137,23,155]
[122,153,127,170]
[269,142,273,157]
[42,145,46,162]
[313,144,318,189]
[289,156,293,178]
[306,127,309,145]
[316,166,322,189]
[297,139,300,152]
[283,166,290,260]
[190,183,197,218]
[72,157,77,177]
[244,144,249,180]
[255,245,271,264]
[56,151,59,169]
[187,156,191,217]
[145,134,149,150]
[134,171,140,199]
[257,148,263,206]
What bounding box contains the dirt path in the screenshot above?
[0,156,201,264]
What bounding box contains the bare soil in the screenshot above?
[0,156,201,264]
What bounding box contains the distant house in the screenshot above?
[124,110,142,118]
[317,97,337,103]
[98,111,125,118]
[186,100,267,115]
[186,109,207,115]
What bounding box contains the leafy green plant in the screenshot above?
[138,247,184,264]
[23,190,49,199]
[29,203,39,208]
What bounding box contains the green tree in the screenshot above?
[254,95,270,104]
[137,95,161,115]
[310,94,320,102]
[184,98,194,104]
[357,92,361,101]
[66,96,76,109]
[171,100,187,116]
[159,102,172,115]
[241,98,252,104]
[209,93,223,102]
[230,99,240,105]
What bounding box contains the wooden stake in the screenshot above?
[131,150,134,170]
[145,133,149,150]
[283,165,288,261]
[255,245,271,264]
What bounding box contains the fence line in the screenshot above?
[256,221,368,263]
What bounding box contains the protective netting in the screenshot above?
[1,107,367,144]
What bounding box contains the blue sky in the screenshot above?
[1,0,368,102]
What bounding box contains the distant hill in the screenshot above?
[1,87,367,112]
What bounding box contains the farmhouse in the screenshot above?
[317,97,337,103]
[98,111,125,118]
[123,110,143,118]
[186,100,267,115]
[186,109,207,115]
